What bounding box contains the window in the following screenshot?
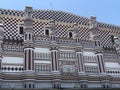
[81,84,88,88]
[19,24,24,35]
[69,32,73,38]
[19,26,23,34]
[45,29,49,36]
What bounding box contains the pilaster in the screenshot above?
[75,46,85,75]
[96,52,106,74]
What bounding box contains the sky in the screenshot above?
[0,0,119,26]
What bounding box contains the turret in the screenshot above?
[89,16,106,74]
[24,6,34,71]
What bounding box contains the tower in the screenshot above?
[74,23,84,74]
[49,20,59,72]
[24,6,34,71]
[49,20,61,89]
[89,16,106,74]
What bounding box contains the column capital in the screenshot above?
[49,44,59,50]
[75,46,83,52]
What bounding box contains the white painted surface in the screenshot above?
[35,60,51,64]
[36,82,52,88]
[105,62,120,68]
[59,49,74,52]
[84,63,98,66]
[88,83,101,88]
[2,57,23,64]
[61,83,74,88]
[83,51,96,56]
[34,48,50,53]
[63,65,75,72]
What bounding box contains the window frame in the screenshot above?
[68,30,74,38]
[18,24,24,35]
[44,27,50,36]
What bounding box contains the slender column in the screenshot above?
[76,51,84,73]
[96,53,106,73]
[75,46,85,75]
[24,48,34,70]
[50,48,59,72]
[49,20,60,72]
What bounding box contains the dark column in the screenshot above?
[50,47,59,72]
[96,53,106,73]
[75,47,85,74]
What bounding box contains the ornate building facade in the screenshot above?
[0,6,120,89]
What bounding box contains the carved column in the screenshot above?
[89,16,106,74]
[49,20,61,88]
[24,6,34,71]
[96,52,106,73]
[50,46,59,72]
[76,47,84,74]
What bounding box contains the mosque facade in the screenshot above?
[0,6,120,89]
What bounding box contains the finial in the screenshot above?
[25,6,33,18]
[89,16,97,28]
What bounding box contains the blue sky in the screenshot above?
[0,0,120,26]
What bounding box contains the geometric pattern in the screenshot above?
[33,21,48,36]
[0,8,120,48]
[0,16,23,40]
